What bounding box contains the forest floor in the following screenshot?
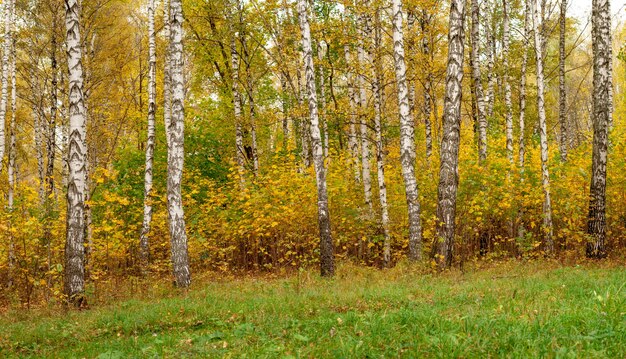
[0,260,625,358]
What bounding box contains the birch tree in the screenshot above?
[392,0,422,261]
[168,0,191,287]
[470,0,487,162]
[370,9,391,266]
[64,0,88,304]
[503,0,513,163]
[586,0,612,258]
[140,0,157,268]
[519,0,530,169]
[435,0,465,269]
[343,18,361,182]
[558,0,568,162]
[357,7,373,217]
[420,9,434,159]
[0,0,12,173]
[531,0,554,253]
[164,0,172,145]
[297,0,334,276]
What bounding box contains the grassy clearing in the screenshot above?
[0,261,625,358]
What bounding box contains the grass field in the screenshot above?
[1,261,625,358]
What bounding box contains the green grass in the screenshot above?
[1,261,625,358]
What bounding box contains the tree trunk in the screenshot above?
[558,0,568,162]
[371,10,391,267]
[0,0,12,173]
[318,41,329,160]
[392,0,423,262]
[140,0,157,269]
[586,0,612,258]
[230,8,246,187]
[7,8,15,287]
[343,30,361,182]
[297,0,335,277]
[163,0,172,146]
[531,0,554,254]
[470,0,487,162]
[519,0,530,170]
[485,2,495,118]
[503,0,513,163]
[64,0,88,305]
[168,0,191,287]
[357,9,373,217]
[435,0,465,269]
[421,10,433,159]
[280,72,291,150]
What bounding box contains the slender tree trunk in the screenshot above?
[357,8,373,216]
[518,0,531,240]
[0,0,12,173]
[392,0,423,262]
[34,106,44,204]
[435,0,465,269]
[64,0,88,305]
[230,12,246,187]
[7,10,15,287]
[318,41,329,160]
[406,10,416,114]
[470,0,487,162]
[485,3,495,118]
[421,10,433,159]
[343,34,361,182]
[503,0,513,163]
[371,10,391,267]
[297,67,311,168]
[140,0,157,269]
[586,0,612,258]
[163,0,172,146]
[297,0,335,277]
[168,0,191,287]
[558,0,568,162]
[280,72,291,150]
[531,0,554,254]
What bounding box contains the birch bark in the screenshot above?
[435,0,465,269]
[64,0,88,304]
[168,0,191,287]
[470,0,487,162]
[297,0,335,276]
[140,0,157,268]
[392,0,422,261]
[531,0,554,254]
[558,0,568,162]
[586,0,612,258]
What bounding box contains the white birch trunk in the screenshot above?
[558,0,568,162]
[230,13,246,187]
[421,10,433,159]
[471,0,487,162]
[0,0,12,173]
[317,41,329,160]
[371,11,391,266]
[297,0,335,276]
[587,0,612,258]
[343,36,361,182]
[163,0,172,147]
[168,0,191,287]
[519,0,530,170]
[503,0,513,163]
[357,9,373,217]
[531,0,554,254]
[392,0,423,261]
[484,2,495,118]
[64,0,88,304]
[140,0,157,268]
[435,0,465,269]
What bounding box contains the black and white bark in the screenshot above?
[140,0,157,268]
[318,41,329,160]
[586,0,612,258]
[484,2,495,118]
[229,2,246,187]
[531,0,554,254]
[519,0,531,170]
[343,24,361,182]
[163,0,172,146]
[370,9,391,266]
[558,0,568,162]
[420,10,433,159]
[64,0,88,304]
[297,0,335,277]
[435,0,465,269]
[470,0,487,162]
[168,0,191,287]
[503,0,513,163]
[392,0,423,261]
[357,7,373,216]
[0,0,12,173]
